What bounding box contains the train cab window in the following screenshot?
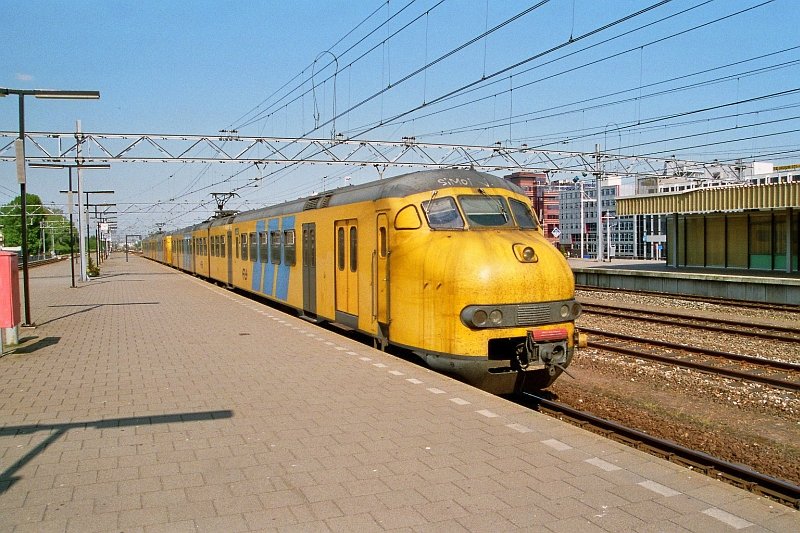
[459,195,512,227]
[422,197,464,229]
[249,232,257,262]
[284,229,296,266]
[337,227,345,271]
[349,227,357,272]
[270,231,281,264]
[259,231,269,263]
[509,199,538,229]
[395,205,422,230]
[241,233,248,261]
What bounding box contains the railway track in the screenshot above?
[19,256,66,269]
[581,302,800,343]
[581,327,800,391]
[520,392,800,510]
[577,285,800,314]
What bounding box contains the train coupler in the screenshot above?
[525,327,570,375]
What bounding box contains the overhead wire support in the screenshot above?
[0,130,744,180]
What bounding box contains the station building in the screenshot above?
[505,172,561,246]
[508,164,799,273]
[618,178,799,273]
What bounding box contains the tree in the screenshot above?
[0,195,73,256]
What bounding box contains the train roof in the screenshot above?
[161,169,522,234]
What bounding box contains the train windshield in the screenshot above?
[459,195,513,228]
[509,198,539,229]
[422,196,465,229]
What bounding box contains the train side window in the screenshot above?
[394,205,421,230]
[241,233,248,261]
[249,232,257,262]
[379,227,387,258]
[284,229,296,266]
[349,226,357,272]
[337,227,345,271]
[509,198,538,229]
[259,231,269,263]
[220,235,226,258]
[422,197,464,229]
[270,231,281,264]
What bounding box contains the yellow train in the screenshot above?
[143,169,586,394]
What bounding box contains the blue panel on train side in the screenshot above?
[276,216,294,301]
[252,220,265,293]
[263,219,279,296]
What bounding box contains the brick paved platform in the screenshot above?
[1,255,797,532]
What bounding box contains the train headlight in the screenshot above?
[522,247,535,261]
[473,309,488,326]
[489,309,503,325]
[513,243,538,263]
[572,302,582,318]
[559,304,570,318]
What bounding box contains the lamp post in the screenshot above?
[1,87,99,326]
[33,162,110,287]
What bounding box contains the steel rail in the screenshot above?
[582,303,800,340]
[581,327,800,391]
[576,285,800,314]
[521,392,800,509]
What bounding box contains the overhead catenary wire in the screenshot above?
[118,0,794,235]
[160,0,672,219]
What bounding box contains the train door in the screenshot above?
[334,219,359,327]
[302,223,316,315]
[226,230,233,287]
[374,213,390,344]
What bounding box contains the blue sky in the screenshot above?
[2,0,799,237]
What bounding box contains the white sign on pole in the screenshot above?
[15,139,26,184]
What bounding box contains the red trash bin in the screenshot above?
[0,251,21,328]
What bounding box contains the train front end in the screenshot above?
[390,173,586,394]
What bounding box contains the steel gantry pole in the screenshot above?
[1,88,99,323]
[595,144,604,262]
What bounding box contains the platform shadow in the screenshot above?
[0,409,233,494]
[7,336,61,355]
[39,302,159,326]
